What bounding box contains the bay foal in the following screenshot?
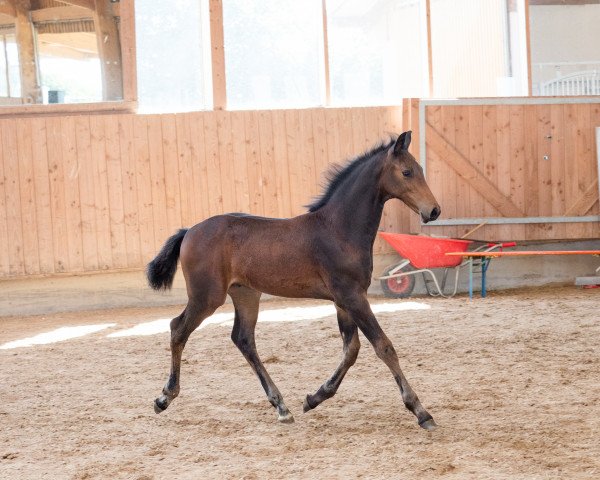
[148,131,441,430]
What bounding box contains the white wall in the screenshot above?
[430,0,513,97]
[530,4,600,91]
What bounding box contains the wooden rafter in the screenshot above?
[30,6,92,22]
[425,122,525,218]
[55,0,95,10]
[0,1,16,17]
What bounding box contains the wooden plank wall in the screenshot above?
[0,106,410,278]
[2,100,599,279]
[421,102,600,241]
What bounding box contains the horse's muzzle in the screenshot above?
[421,206,441,223]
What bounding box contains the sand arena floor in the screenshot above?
[1,286,599,479]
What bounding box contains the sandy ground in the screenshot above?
[1,286,599,479]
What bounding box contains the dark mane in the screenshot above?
[307,137,396,212]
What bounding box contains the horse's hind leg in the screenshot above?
[154,293,224,414]
[303,306,360,412]
[229,284,294,423]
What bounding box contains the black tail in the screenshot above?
[147,228,189,290]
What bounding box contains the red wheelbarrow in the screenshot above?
[375,232,515,298]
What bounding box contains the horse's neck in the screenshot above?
[320,171,385,248]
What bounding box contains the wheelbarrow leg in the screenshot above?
[468,258,474,300]
[440,268,449,291]
[481,257,491,298]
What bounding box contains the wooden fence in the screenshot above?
[1,99,599,279]
[0,106,412,277]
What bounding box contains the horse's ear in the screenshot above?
[393,131,412,155]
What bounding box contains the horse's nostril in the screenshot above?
[430,207,440,220]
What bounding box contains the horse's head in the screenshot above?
[381,131,441,223]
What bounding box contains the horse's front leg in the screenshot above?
[335,290,437,430]
[304,306,360,412]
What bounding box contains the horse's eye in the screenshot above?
[402,169,412,178]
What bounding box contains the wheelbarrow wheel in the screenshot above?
[380,262,416,298]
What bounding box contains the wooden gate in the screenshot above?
[417,99,600,241]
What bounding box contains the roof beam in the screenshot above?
[56,0,95,10]
[30,6,92,23]
[0,1,16,17]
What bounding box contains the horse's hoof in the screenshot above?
[419,418,438,431]
[303,395,313,413]
[278,412,295,424]
[154,398,168,414]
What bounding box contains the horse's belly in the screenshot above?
[233,261,331,300]
[250,279,332,300]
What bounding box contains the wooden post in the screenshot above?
[2,35,11,97]
[524,0,533,96]
[321,0,331,105]
[409,98,422,233]
[14,0,41,103]
[119,0,136,102]
[94,0,123,101]
[209,0,227,110]
[425,0,433,97]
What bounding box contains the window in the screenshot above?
[430,0,528,97]
[36,28,102,104]
[529,1,600,96]
[0,33,20,101]
[327,0,428,105]
[0,1,126,106]
[223,0,323,109]
[135,0,212,112]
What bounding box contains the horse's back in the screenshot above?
[183,213,298,244]
[180,212,310,267]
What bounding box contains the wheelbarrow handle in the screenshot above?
[486,241,517,248]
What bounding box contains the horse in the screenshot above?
[147,131,441,430]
